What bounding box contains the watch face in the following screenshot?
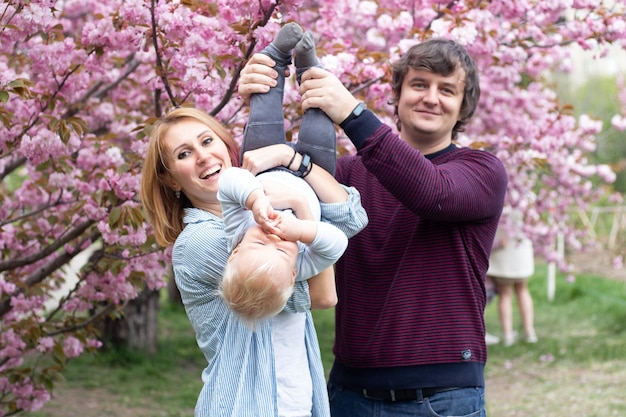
[340,102,366,128]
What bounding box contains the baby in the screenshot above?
[218,24,359,325]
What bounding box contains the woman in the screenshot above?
[140,107,367,417]
[487,210,537,346]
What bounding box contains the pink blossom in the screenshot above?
[613,256,624,270]
[86,338,104,349]
[10,294,45,315]
[63,336,84,358]
[578,114,603,134]
[430,18,452,37]
[611,114,626,131]
[0,279,17,296]
[36,337,55,353]
[13,378,51,412]
[451,24,478,45]
[1,0,625,412]
[22,387,51,412]
[0,328,27,365]
[596,165,616,183]
[608,193,624,204]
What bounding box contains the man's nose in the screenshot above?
[423,86,438,103]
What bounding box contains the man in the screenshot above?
[239,37,507,417]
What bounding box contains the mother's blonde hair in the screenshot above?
[140,107,240,247]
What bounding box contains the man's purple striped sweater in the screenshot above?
[329,110,508,390]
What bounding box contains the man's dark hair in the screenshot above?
[390,38,481,140]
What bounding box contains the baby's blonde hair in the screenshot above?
[219,257,295,328]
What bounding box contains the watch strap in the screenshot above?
[295,153,311,177]
[340,102,367,129]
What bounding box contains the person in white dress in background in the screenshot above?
[487,210,538,346]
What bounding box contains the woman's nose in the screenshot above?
[196,147,210,165]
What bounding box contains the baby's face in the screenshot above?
[234,225,298,287]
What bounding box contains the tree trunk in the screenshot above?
[101,288,160,353]
[166,265,182,305]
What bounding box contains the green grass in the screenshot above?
[482,263,626,416]
[27,263,626,416]
[26,300,206,417]
[484,263,626,367]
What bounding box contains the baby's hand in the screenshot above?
[268,215,299,242]
[250,195,278,228]
[270,215,317,245]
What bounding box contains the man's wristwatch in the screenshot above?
[339,102,367,129]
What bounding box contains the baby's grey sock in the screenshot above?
[271,22,303,54]
[294,31,320,69]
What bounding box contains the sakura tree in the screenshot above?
[613,75,626,131]
[1,0,625,414]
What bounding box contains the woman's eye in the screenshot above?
[202,137,213,146]
[177,150,190,160]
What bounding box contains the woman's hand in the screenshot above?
[241,143,294,175]
[308,267,338,310]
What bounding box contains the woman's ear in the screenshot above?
[159,172,181,194]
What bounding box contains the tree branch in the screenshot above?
[0,155,26,182]
[94,57,141,101]
[0,220,95,272]
[44,233,103,321]
[150,0,178,109]
[423,0,459,33]
[0,191,69,229]
[0,227,99,318]
[46,300,118,338]
[210,1,279,117]
[61,55,140,119]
